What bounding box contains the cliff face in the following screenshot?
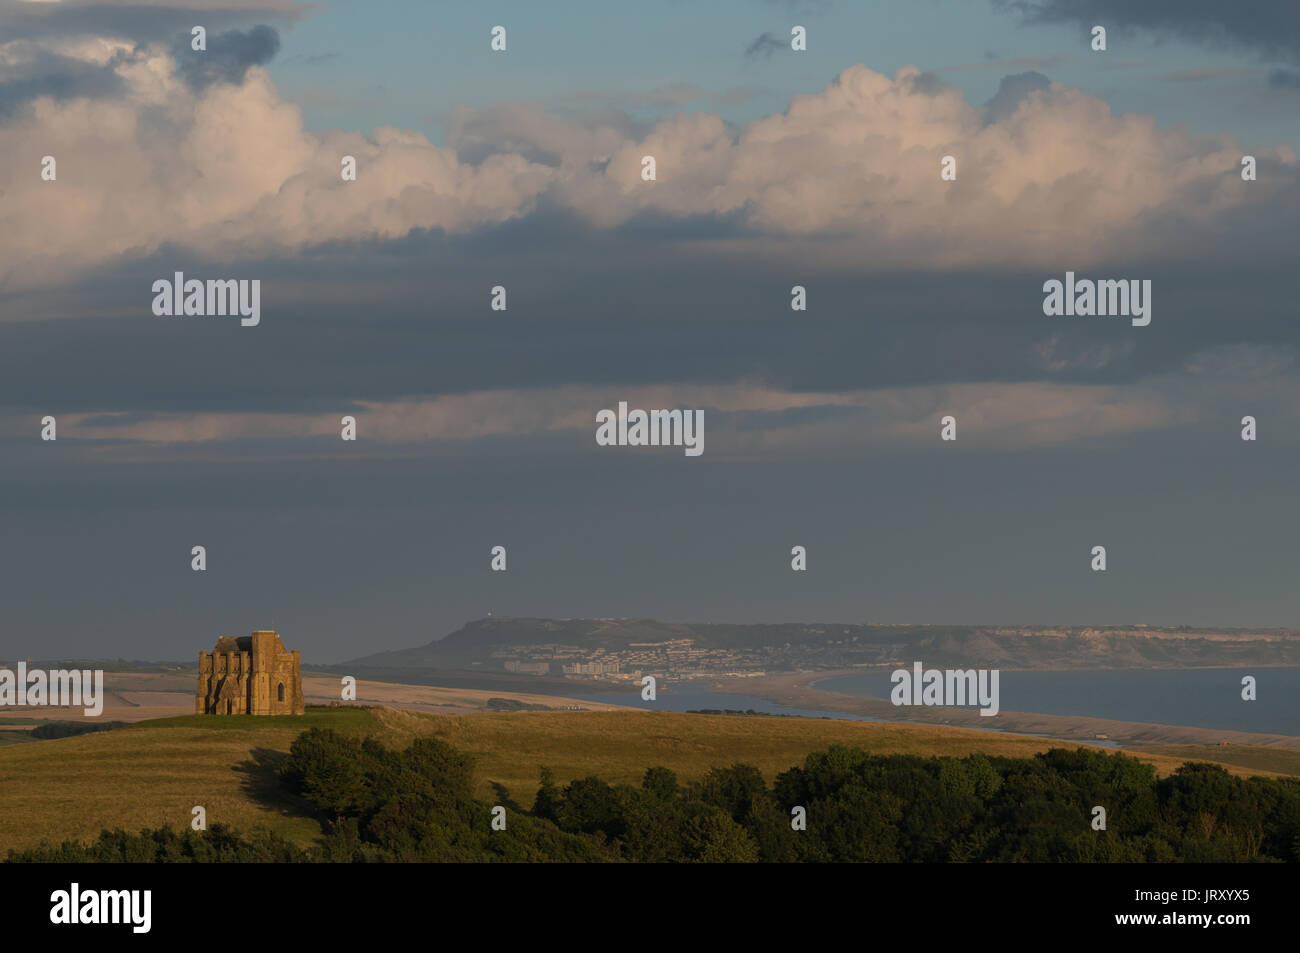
[341,618,1300,671]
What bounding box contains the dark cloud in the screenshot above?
[993,0,1300,64]
[906,70,947,95]
[0,21,281,116]
[984,70,1052,122]
[1268,68,1300,88]
[744,32,786,60]
[2,199,1297,418]
[0,3,294,116]
[0,48,130,119]
[173,25,281,89]
[0,3,302,46]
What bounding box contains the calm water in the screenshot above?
[568,686,1120,745]
[816,668,1300,736]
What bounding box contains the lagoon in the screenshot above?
[816,667,1300,736]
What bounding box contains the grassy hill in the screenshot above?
[0,705,1292,856]
[339,615,1300,671]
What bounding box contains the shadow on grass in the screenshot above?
[233,747,324,832]
[489,780,524,814]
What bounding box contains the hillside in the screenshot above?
[338,615,1300,672]
[0,705,1292,856]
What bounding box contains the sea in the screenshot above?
[573,666,1300,738]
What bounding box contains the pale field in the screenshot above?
[0,671,626,724]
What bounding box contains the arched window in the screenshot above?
[226,700,232,714]
[277,683,285,702]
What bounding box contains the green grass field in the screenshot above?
[1133,744,1300,778]
[0,705,1292,856]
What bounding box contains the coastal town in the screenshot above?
[492,632,892,682]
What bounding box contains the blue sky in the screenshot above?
[268,0,1297,146]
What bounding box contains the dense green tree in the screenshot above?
[279,728,371,822]
[642,766,679,801]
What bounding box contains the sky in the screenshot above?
[1,0,1298,662]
